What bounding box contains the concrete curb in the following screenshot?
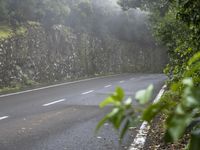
[129,85,167,150]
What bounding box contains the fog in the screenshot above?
[90,0,151,43]
[0,0,167,88]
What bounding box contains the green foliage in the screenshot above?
[0,25,13,39]
[184,52,200,85]
[0,25,28,40]
[96,85,156,139]
[96,87,140,140]
[37,0,70,26]
[77,0,93,17]
[98,0,200,148]
[0,86,20,94]
[97,78,199,147]
[165,78,200,142]
[190,129,200,150]
[135,84,153,104]
[0,0,9,21]
[16,26,27,35]
[150,78,200,148]
[142,91,178,122]
[0,0,71,26]
[118,0,200,84]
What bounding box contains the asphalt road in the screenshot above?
[0,74,166,150]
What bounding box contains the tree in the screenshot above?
[0,0,9,22]
[35,0,70,27]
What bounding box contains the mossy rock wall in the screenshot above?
[0,24,167,88]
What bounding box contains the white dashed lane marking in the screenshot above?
[0,116,9,120]
[81,90,94,95]
[119,80,125,83]
[104,85,112,88]
[43,99,66,106]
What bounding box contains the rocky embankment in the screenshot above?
[0,23,167,89]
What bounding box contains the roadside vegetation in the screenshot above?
[97,0,200,149]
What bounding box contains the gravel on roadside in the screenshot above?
[143,114,190,150]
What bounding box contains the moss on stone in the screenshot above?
[16,26,27,36]
[0,86,21,94]
[0,25,28,40]
[27,21,41,26]
[0,25,13,39]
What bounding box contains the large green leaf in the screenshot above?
[135,84,154,104]
[142,103,163,122]
[99,97,117,108]
[165,114,193,142]
[112,87,124,102]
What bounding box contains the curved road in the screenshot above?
[0,74,166,150]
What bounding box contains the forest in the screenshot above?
[0,0,167,92]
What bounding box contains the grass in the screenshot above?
[0,25,13,39]
[0,86,21,94]
[0,79,39,95]
[0,24,28,40]
[16,26,27,35]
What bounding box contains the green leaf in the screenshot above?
[112,87,124,102]
[183,78,193,87]
[95,115,109,133]
[124,97,132,106]
[188,52,200,65]
[99,87,126,108]
[135,84,154,104]
[184,62,200,77]
[113,112,125,129]
[142,103,163,122]
[108,108,120,118]
[99,97,116,108]
[189,129,200,150]
[175,105,185,115]
[165,114,192,142]
[120,120,130,140]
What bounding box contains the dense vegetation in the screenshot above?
[97,0,200,149]
[0,0,152,43]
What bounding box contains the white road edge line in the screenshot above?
[0,74,124,98]
[104,85,112,88]
[119,80,125,83]
[43,99,66,107]
[129,85,166,150]
[82,90,94,95]
[0,116,9,120]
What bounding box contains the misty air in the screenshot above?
[0,0,199,150]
